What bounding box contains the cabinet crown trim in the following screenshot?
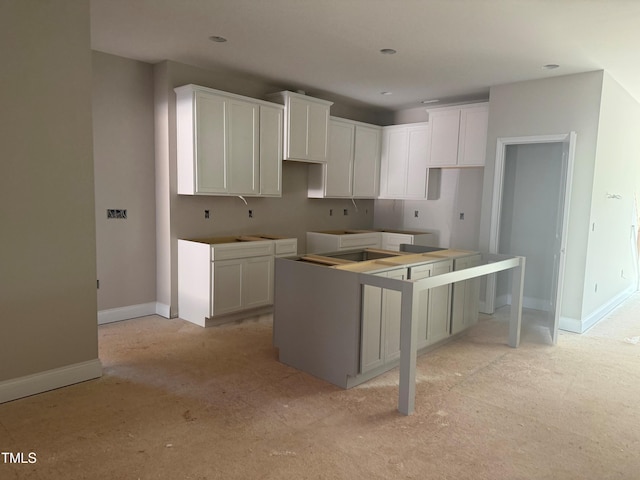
[267,90,334,106]
[174,84,284,109]
[425,101,488,114]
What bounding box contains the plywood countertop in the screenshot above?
[332,249,478,273]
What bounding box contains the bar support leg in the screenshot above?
[509,257,525,348]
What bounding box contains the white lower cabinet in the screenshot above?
[409,259,453,347]
[379,231,432,251]
[212,256,273,316]
[178,237,295,326]
[361,268,407,373]
[306,231,381,253]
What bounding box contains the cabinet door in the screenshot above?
[405,125,429,198]
[243,256,274,308]
[212,259,243,315]
[361,285,384,373]
[427,260,453,344]
[380,127,409,198]
[324,119,354,197]
[352,125,381,198]
[259,105,283,196]
[307,101,330,162]
[458,106,488,166]
[427,109,460,167]
[287,96,309,160]
[409,264,432,350]
[227,99,259,194]
[451,255,482,334]
[360,268,407,373]
[384,268,407,362]
[195,92,228,193]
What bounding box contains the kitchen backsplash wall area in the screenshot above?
[173,161,376,251]
[374,167,483,250]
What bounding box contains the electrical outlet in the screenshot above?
[107,209,127,219]
[248,210,253,218]
[329,209,333,216]
[343,209,348,216]
[459,212,465,220]
[414,210,419,218]
[204,210,210,219]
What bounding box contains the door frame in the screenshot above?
[485,132,576,343]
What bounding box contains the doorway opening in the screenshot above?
[485,133,576,344]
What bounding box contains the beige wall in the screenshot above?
[0,2,98,384]
[480,71,603,323]
[92,52,157,311]
[154,60,387,316]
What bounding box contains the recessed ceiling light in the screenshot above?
[542,64,560,70]
[209,35,228,43]
[381,91,393,95]
[380,48,397,55]
[421,99,439,104]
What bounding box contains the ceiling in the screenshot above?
[90,0,640,111]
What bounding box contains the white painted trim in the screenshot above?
[98,302,158,325]
[560,285,636,333]
[0,359,102,404]
[558,315,582,333]
[486,133,576,343]
[155,302,171,318]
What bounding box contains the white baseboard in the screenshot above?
[98,302,173,324]
[0,359,102,404]
[560,285,636,333]
[494,294,551,312]
[98,302,159,325]
[155,302,171,319]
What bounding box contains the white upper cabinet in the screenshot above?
[268,91,333,163]
[324,119,354,197]
[175,84,283,197]
[308,117,381,198]
[379,122,429,199]
[426,102,489,167]
[352,124,381,197]
[227,98,260,195]
[258,104,283,196]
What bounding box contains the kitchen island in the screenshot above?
[273,248,525,415]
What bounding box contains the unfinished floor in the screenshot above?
[2,294,640,479]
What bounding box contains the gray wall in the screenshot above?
[479,70,640,330]
[497,143,563,309]
[92,52,157,311]
[582,73,640,319]
[153,60,387,316]
[0,2,98,382]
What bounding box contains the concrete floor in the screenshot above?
[2,295,640,479]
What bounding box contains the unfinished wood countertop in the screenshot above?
[332,249,478,273]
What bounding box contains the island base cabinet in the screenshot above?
[360,268,406,374]
[451,254,482,335]
[410,260,453,347]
